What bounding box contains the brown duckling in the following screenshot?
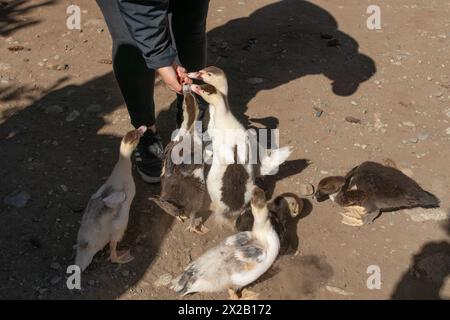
[315,161,440,226]
[150,86,208,234]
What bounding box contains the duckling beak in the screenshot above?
[251,187,267,209]
[190,84,202,95]
[136,126,147,138]
[187,71,203,80]
[314,191,329,202]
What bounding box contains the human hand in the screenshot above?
[174,64,193,85]
[157,64,192,93]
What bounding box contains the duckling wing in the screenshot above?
[163,138,203,177]
[225,231,253,247]
[171,240,237,295]
[226,232,266,265]
[172,232,263,295]
[341,189,368,206]
[81,186,126,224]
[162,141,176,176]
[233,244,266,265]
[343,164,361,190]
[78,186,126,247]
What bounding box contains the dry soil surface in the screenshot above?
[0,0,450,300]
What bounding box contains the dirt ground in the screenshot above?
[1,0,450,300]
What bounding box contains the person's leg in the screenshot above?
[96,0,156,128]
[96,0,163,183]
[169,0,210,126]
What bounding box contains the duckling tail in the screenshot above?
[171,265,198,296]
[259,146,293,176]
[420,191,440,208]
[149,196,185,219]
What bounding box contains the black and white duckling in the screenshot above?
[150,85,208,234]
[190,83,254,227]
[314,161,440,226]
[75,126,147,271]
[189,66,292,176]
[171,187,280,300]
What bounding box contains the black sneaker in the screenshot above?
[134,130,164,183]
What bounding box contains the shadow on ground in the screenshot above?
[0,0,56,37]
[0,72,176,299]
[391,219,450,300]
[0,0,374,299]
[205,0,376,127]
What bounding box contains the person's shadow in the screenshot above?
[391,218,450,300]
[204,0,376,127]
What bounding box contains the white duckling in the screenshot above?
[171,186,280,299]
[75,126,147,271]
[190,83,254,227]
[189,66,292,176]
[188,66,228,96]
[188,66,229,141]
[150,86,208,234]
[314,161,440,226]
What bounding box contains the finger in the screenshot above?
[162,75,182,93]
[175,65,187,78]
[158,66,183,93]
[176,66,187,73]
[182,77,193,85]
[169,80,183,93]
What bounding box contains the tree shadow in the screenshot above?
[206,0,376,127]
[0,0,56,37]
[391,218,450,300]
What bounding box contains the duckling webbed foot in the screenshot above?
[362,209,381,225]
[339,206,366,226]
[240,289,260,300]
[228,289,240,300]
[109,242,134,264]
[228,288,259,300]
[185,216,209,235]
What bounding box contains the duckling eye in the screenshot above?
[207,72,212,76]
